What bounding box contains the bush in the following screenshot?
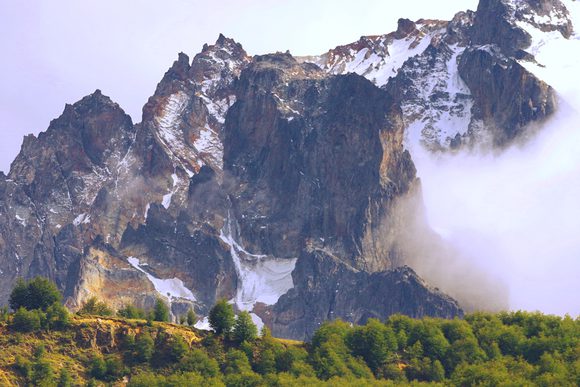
[0,306,8,322]
[9,276,62,311]
[209,299,235,335]
[89,353,126,381]
[187,308,197,326]
[46,301,70,330]
[10,307,43,332]
[232,311,258,343]
[78,296,114,316]
[13,355,32,378]
[179,348,220,377]
[117,304,147,319]
[135,331,155,363]
[166,335,188,362]
[57,368,73,387]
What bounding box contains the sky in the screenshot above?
[0,0,477,173]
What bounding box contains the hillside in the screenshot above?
[0,310,578,386]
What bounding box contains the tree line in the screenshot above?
[1,276,578,386]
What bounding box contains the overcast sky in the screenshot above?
[0,0,477,173]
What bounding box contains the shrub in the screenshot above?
[89,353,126,381]
[78,296,113,316]
[179,348,220,377]
[46,301,70,330]
[187,308,197,326]
[135,331,155,363]
[13,355,32,378]
[166,335,188,362]
[57,368,73,387]
[117,304,147,319]
[10,307,43,332]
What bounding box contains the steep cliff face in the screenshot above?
[1,0,574,340]
[272,251,461,340]
[224,53,414,272]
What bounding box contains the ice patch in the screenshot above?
[162,193,173,209]
[73,213,91,226]
[219,214,297,311]
[15,214,26,227]
[194,316,211,331]
[162,173,180,209]
[127,256,196,302]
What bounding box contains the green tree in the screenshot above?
[166,335,188,362]
[135,331,155,363]
[9,276,61,311]
[10,307,43,332]
[187,308,197,326]
[153,298,170,322]
[179,348,220,377]
[256,348,276,375]
[30,344,55,386]
[232,311,258,343]
[88,354,107,380]
[224,349,253,375]
[209,299,235,335]
[14,355,32,379]
[46,301,70,329]
[346,318,397,375]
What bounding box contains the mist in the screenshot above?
[404,19,580,315]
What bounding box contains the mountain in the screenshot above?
[0,0,576,340]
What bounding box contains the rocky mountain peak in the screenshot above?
[393,18,417,39]
[471,0,573,57]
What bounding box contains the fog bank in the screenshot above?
[407,14,580,315]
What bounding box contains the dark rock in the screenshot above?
[271,249,462,340]
[459,45,556,146]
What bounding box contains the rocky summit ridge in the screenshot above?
[0,0,576,340]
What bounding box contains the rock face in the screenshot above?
[224,53,414,272]
[0,0,574,340]
[272,251,461,340]
[458,46,556,145]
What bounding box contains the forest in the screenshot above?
[0,277,578,386]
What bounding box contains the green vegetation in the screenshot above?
[78,297,114,317]
[209,299,235,335]
[0,277,578,386]
[9,277,62,312]
[153,297,170,322]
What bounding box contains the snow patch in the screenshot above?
[162,173,180,210]
[15,214,26,227]
[127,256,196,302]
[219,214,297,311]
[73,213,91,226]
[194,316,211,331]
